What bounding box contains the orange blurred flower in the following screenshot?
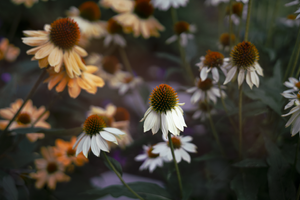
[0,38,20,62]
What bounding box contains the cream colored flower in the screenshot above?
[43,66,105,98]
[135,145,164,173]
[30,147,70,190]
[11,0,38,8]
[22,18,88,78]
[166,21,196,47]
[109,71,143,95]
[151,0,189,10]
[104,18,127,47]
[114,0,165,39]
[66,2,106,40]
[99,0,134,13]
[0,38,20,62]
[0,99,50,142]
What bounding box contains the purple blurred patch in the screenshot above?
[111,149,127,167]
[1,73,11,83]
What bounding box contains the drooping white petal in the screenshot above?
[286,111,300,127]
[143,110,158,132]
[151,112,161,134]
[91,135,101,156]
[200,66,209,81]
[140,107,153,122]
[96,134,109,152]
[73,132,85,149]
[238,69,245,88]
[76,135,86,156]
[211,68,219,82]
[282,106,300,117]
[82,136,91,157]
[166,110,179,136]
[161,113,169,139]
[224,66,237,85]
[179,148,191,163]
[246,71,253,89]
[100,131,118,144]
[104,127,126,136]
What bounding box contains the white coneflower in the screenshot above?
[282,104,300,136]
[109,71,143,95]
[218,33,236,52]
[140,84,187,139]
[204,0,229,6]
[281,92,300,110]
[99,0,134,13]
[151,0,189,11]
[196,50,228,82]
[135,145,165,173]
[104,18,126,47]
[166,21,196,47]
[192,101,217,121]
[73,114,125,158]
[186,78,226,104]
[223,41,263,89]
[283,77,300,94]
[152,135,197,163]
[279,14,300,27]
[285,0,299,7]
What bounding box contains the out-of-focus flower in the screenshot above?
[285,0,299,6]
[99,0,134,13]
[0,99,50,142]
[1,73,12,83]
[218,33,236,51]
[192,101,217,121]
[66,1,106,41]
[279,14,300,27]
[151,0,189,10]
[53,137,88,167]
[114,0,165,39]
[281,92,300,110]
[22,18,88,78]
[196,50,228,82]
[283,77,300,94]
[30,147,70,190]
[224,41,263,89]
[104,18,126,47]
[87,104,133,149]
[187,78,226,104]
[204,0,229,6]
[166,21,196,47]
[152,135,197,163]
[109,71,143,95]
[73,114,125,158]
[11,0,38,8]
[282,103,300,136]
[141,84,187,139]
[0,38,20,62]
[135,145,164,173]
[225,2,247,25]
[43,66,105,98]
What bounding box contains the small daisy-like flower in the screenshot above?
[218,33,236,51]
[0,38,20,62]
[151,0,189,11]
[43,66,105,98]
[104,18,126,47]
[192,101,217,121]
[284,77,300,94]
[223,41,263,89]
[66,1,106,40]
[279,14,300,27]
[99,0,134,13]
[87,104,133,149]
[285,0,299,7]
[166,21,196,47]
[187,78,226,104]
[30,147,70,190]
[152,135,197,163]
[109,71,143,95]
[282,103,300,136]
[73,114,125,158]
[226,2,246,25]
[114,0,165,39]
[22,18,88,78]
[11,0,38,8]
[135,145,164,173]
[204,0,229,6]
[53,137,88,167]
[196,50,229,82]
[0,99,50,142]
[281,92,300,110]
[140,84,187,139]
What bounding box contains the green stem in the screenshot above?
[2,69,47,135]
[244,0,252,41]
[238,86,243,159]
[229,0,233,50]
[168,132,183,198]
[118,47,134,77]
[293,134,300,173]
[284,27,300,80]
[290,28,300,78]
[102,152,145,200]
[265,0,280,47]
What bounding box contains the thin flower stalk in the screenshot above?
[102,152,145,200]
[265,0,280,47]
[229,0,233,50]
[118,47,134,77]
[167,132,183,198]
[238,86,243,159]
[2,69,47,135]
[244,0,252,42]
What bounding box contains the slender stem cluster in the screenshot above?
[118,47,135,76]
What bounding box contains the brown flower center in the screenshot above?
[295,82,300,89]
[114,107,130,121]
[287,14,297,20]
[50,18,80,50]
[167,137,181,149]
[174,21,190,35]
[123,76,134,84]
[107,18,123,34]
[150,84,178,113]
[83,114,106,135]
[47,162,58,174]
[147,146,159,158]
[97,114,113,127]
[232,2,243,17]
[67,148,76,157]
[17,112,31,125]
[197,78,213,91]
[102,56,120,74]
[134,0,154,19]
[219,33,236,47]
[230,41,259,69]
[79,1,101,21]
[203,50,224,68]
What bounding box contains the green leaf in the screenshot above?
[86,182,172,200]
[2,176,18,200]
[193,152,222,162]
[0,152,39,169]
[102,155,123,176]
[9,127,83,136]
[155,52,181,65]
[233,158,268,168]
